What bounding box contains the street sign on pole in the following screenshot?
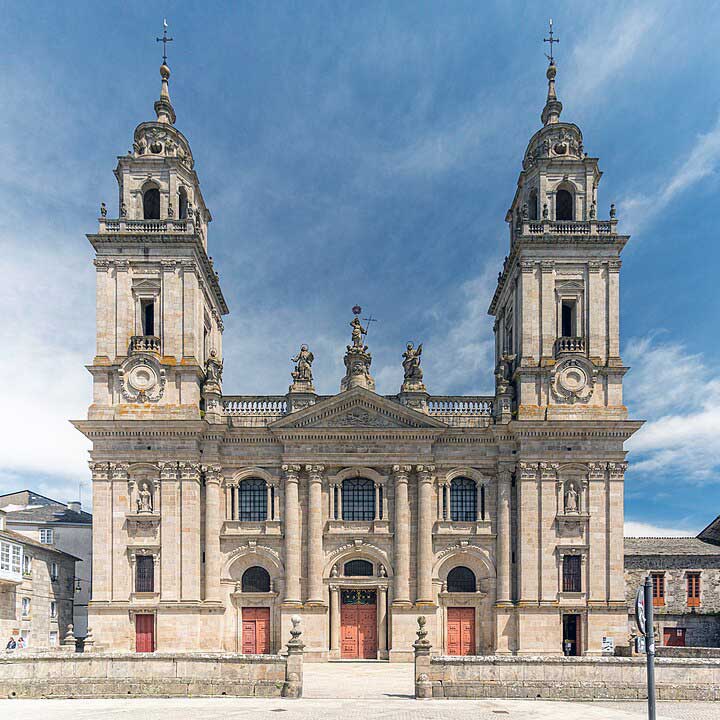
[635,585,646,635]
[643,575,657,720]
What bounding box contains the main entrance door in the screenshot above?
[242,607,270,654]
[341,589,377,659]
[447,607,475,655]
[562,613,581,656]
[135,613,155,653]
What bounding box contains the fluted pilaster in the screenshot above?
[392,465,412,606]
[306,464,325,604]
[282,464,302,605]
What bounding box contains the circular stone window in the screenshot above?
[559,365,587,393]
[128,364,157,392]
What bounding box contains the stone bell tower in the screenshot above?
[489,53,630,421]
[86,52,228,421]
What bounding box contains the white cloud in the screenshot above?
[624,520,697,537]
[625,336,720,481]
[621,111,720,234]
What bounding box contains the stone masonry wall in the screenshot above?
[0,652,295,698]
[423,655,720,700]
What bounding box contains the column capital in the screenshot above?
[179,462,201,481]
[282,464,302,482]
[518,462,539,480]
[89,462,112,481]
[305,464,325,481]
[497,468,513,483]
[588,462,607,481]
[159,461,179,481]
[540,260,555,272]
[608,259,622,273]
[415,464,435,480]
[608,461,628,480]
[202,465,223,484]
[110,462,129,481]
[392,464,412,482]
[540,462,559,480]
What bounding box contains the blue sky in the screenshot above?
[1,1,719,536]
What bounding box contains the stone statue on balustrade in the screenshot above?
[290,344,315,393]
[341,311,375,392]
[204,350,223,388]
[136,482,153,514]
[494,354,515,395]
[401,342,426,393]
[350,317,368,350]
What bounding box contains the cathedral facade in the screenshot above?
[74,55,641,659]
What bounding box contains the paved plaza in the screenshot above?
[1,662,719,719]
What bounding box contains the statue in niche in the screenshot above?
[330,564,339,578]
[205,350,223,385]
[564,482,579,513]
[349,316,368,349]
[136,482,153,514]
[378,564,387,578]
[291,344,314,384]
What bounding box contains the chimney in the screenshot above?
[68,501,81,513]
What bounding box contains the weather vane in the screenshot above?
[156,18,173,64]
[544,18,559,64]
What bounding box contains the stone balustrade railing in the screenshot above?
[129,335,161,355]
[427,396,494,416]
[522,219,616,237]
[98,218,192,234]
[223,396,288,418]
[554,336,586,355]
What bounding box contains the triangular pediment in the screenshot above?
[268,386,447,430]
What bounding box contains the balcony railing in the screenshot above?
[521,219,616,237]
[99,218,192,234]
[222,396,287,426]
[427,396,494,427]
[129,335,161,355]
[554,337,585,355]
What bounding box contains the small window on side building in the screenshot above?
[687,572,701,607]
[652,573,665,607]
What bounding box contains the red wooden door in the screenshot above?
[447,607,475,656]
[663,627,686,647]
[341,590,377,659]
[242,607,270,654]
[135,614,155,653]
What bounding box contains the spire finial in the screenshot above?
[541,19,563,126]
[154,19,176,125]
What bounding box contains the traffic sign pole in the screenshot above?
[644,575,656,720]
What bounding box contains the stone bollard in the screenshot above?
[282,614,304,699]
[60,624,76,652]
[414,616,432,699]
[83,627,95,653]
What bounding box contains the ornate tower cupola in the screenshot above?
[86,25,228,421]
[489,23,630,422]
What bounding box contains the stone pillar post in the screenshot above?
[608,259,622,363]
[179,462,202,602]
[378,585,388,658]
[282,465,302,605]
[305,465,325,605]
[266,483,273,521]
[203,465,222,602]
[329,585,340,654]
[374,482,381,521]
[413,616,433,699]
[496,469,512,604]
[416,465,435,604]
[282,615,305,699]
[392,465,412,606]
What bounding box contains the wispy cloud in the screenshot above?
[624,520,697,537]
[621,112,720,234]
[625,336,720,481]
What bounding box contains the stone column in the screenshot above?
[378,585,388,657]
[540,260,555,359]
[282,465,302,605]
[329,585,340,653]
[180,462,202,602]
[374,482,381,521]
[392,465,412,605]
[495,469,512,604]
[416,465,435,604]
[159,462,180,601]
[608,260,622,362]
[517,462,539,603]
[305,465,325,605]
[90,463,112,601]
[203,465,222,602]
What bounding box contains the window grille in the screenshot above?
[447,566,476,592]
[341,589,376,605]
[562,555,582,593]
[237,478,267,521]
[50,562,58,581]
[344,559,373,576]
[242,566,271,593]
[450,477,477,522]
[40,529,54,544]
[136,555,154,593]
[342,478,375,521]
[652,573,665,606]
[687,572,701,607]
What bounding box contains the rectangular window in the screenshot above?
[562,555,582,593]
[40,529,54,544]
[652,573,665,606]
[50,562,58,581]
[11,545,22,574]
[687,572,701,607]
[141,299,155,336]
[0,541,10,571]
[50,601,57,619]
[561,300,576,337]
[22,554,31,575]
[21,597,30,617]
[136,555,155,593]
[49,631,58,647]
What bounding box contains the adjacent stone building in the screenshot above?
[625,521,720,648]
[74,52,641,659]
[0,491,93,637]
[0,510,77,649]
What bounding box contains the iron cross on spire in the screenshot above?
[156,18,173,64]
[544,18,559,64]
